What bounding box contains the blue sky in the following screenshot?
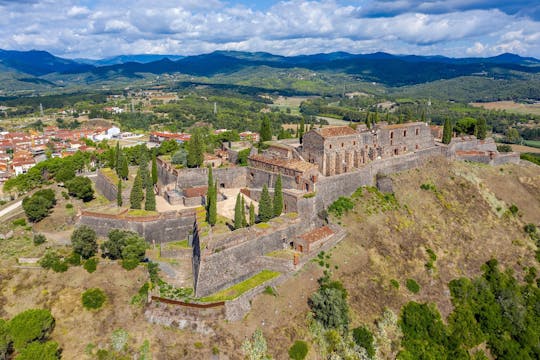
[0,0,539,59]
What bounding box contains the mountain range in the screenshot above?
[1,49,540,98]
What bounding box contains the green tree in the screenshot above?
[66,176,94,202]
[82,288,107,310]
[121,234,147,270]
[119,153,128,180]
[130,169,143,209]
[54,165,75,183]
[208,181,217,226]
[171,149,187,166]
[475,117,487,140]
[352,326,376,358]
[299,117,305,143]
[151,153,158,185]
[259,117,272,142]
[144,173,156,211]
[273,174,283,217]
[101,229,134,260]
[249,202,255,226]
[505,127,521,144]
[15,341,60,360]
[187,130,205,168]
[289,340,309,360]
[234,193,243,230]
[117,180,123,207]
[7,309,55,352]
[309,285,350,332]
[241,195,247,227]
[455,117,477,135]
[258,185,273,222]
[0,319,11,360]
[442,118,452,144]
[71,225,98,259]
[114,142,120,172]
[22,195,53,222]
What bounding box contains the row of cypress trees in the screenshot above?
[233,174,283,229]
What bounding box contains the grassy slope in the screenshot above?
[0,158,539,359]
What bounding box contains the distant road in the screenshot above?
[0,200,22,219]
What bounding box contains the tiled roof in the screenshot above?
[183,186,208,198]
[299,226,334,243]
[315,126,357,138]
[377,122,425,130]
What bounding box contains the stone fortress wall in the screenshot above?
[78,209,196,244]
[90,122,520,320]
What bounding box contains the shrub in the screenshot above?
[65,252,81,266]
[390,279,400,289]
[65,203,73,209]
[22,193,54,222]
[7,309,55,351]
[61,191,70,200]
[406,279,420,294]
[352,326,376,358]
[33,233,46,246]
[39,251,68,273]
[71,225,97,259]
[288,340,309,360]
[12,218,26,227]
[15,341,60,360]
[328,196,354,217]
[66,176,94,202]
[508,204,519,216]
[496,144,512,153]
[82,288,106,310]
[83,258,97,273]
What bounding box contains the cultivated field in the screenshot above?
[470,100,540,115]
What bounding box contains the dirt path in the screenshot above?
[0,200,22,219]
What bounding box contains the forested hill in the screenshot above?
[1,49,540,99]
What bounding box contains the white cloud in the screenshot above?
[0,0,540,58]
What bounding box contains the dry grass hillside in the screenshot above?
[0,157,539,359]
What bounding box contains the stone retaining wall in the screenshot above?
[78,210,196,243]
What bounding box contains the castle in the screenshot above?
[83,121,520,321]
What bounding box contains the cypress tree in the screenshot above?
[299,118,305,144]
[139,151,148,189]
[151,153,158,185]
[119,153,129,180]
[273,174,283,217]
[249,202,255,226]
[234,193,243,230]
[241,195,247,227]
[115,142,120,171]
[117,180,123,207]
[476,117,487,140]
[114,142,121,175]
[442,118,453,144]
[187,130,205,167]
[208,181,217,226]
[260,117,272,142]
[130,169,143,209]
[258,184,273,222]
[145,173,156,211]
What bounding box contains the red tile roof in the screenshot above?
[299,226,334,243]
[316,126,357,138]
[183,186,208,198]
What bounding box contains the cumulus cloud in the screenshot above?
[0,0,539,58]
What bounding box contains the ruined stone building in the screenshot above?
[301,122,435,176]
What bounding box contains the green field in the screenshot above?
[198,270,280,302]
[523,140,540,149]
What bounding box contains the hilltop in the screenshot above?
[0,157,538,358]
